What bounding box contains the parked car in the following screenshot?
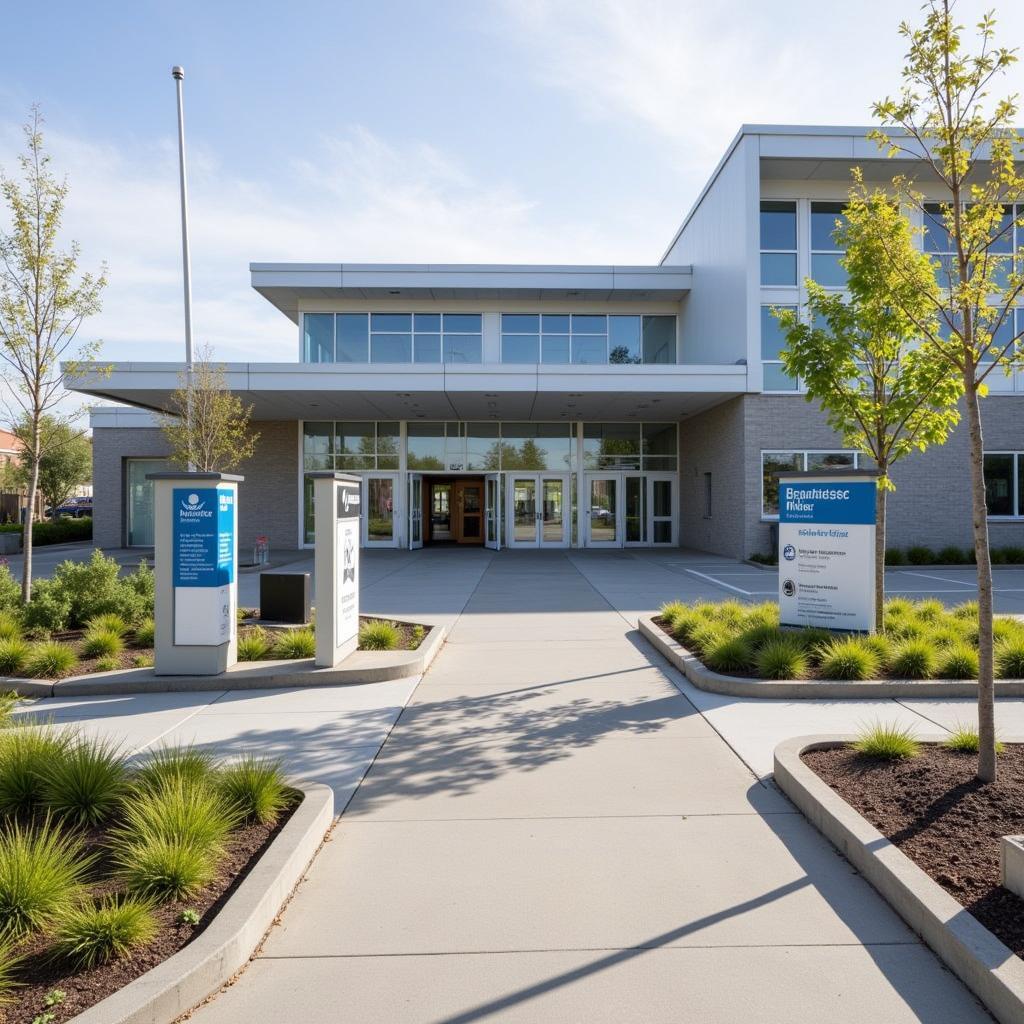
[46,496,93,519]
[590,506,613,522]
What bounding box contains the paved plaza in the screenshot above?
[16,548,1018,1021]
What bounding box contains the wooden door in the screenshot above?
[454,480,484,544]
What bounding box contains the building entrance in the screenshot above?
[422,476,485,545]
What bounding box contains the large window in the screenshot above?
[810,202,848,287]
[761,305,799,391]
[125,458,171,547]
[301,313,482,364]
[408,422,575,471]
[761,450,860,517]
[302,421,400,471]
[760,201,797,286]
[985,453,1024,518]
[583,423,678,471]
[500,314,675,365]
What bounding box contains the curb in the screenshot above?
[639,615,1024,699]
[67,779,333,1024]
[4,622,445,697]
[774,735,1024,1024]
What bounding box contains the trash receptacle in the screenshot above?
[769,522,779,560]
[259,572,311,624]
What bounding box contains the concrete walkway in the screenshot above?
[183,549,990,1023]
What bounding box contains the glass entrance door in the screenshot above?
[648,474,676,545]
[364,473,399,547]
[510,477,537,546]
[408,473,423,549]
[485,473,502,550]
[586,476,620,547]
[507,475,568,547]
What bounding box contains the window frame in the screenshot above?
[984,450,1023,520]
[760,449,861,519]
[809,201,849,289]
[759,200,799,286]
[499,313,676,366]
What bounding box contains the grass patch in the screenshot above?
[132,745,220,794]
[889,638,937,679]
[942,722,1004,755]
[704,635,754,673]
[133,618,155,648]
[0,612,21,643]
[852,721,920,760]
[995,637,1024,679]
[272,628,316,659]
[0,932,22,1007]
[25,641,78,679]
[0,638,29,676]
[81,627,125,660]
[217,755,290,826]
[42,736,128,826]
[754,637,808,680]
[85,613,129,638]
[236,628,272,662]
[358,620,400,651]
[113,837,216,903]
[937,641,979,680]
[53,895,158,968]
[0,725,73,817]
[818,637,881,681]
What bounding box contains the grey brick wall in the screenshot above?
[689,394,1024,559]
[91,422,299,551]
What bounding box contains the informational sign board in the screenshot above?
[336,479,360,644]
[173,486,236,646]
[777,473,877,632]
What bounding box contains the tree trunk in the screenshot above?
[875,482,887,633]
[964,382,997,782]
[22,453,39,604]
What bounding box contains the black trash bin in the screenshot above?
[769,522,779,560]
[259,572,311,624]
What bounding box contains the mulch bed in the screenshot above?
[5,796,300,1024]
[41,628,154,680]
[804,744,1024,958]
[241,613,428,652]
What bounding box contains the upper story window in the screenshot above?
[760,305,799,391]
[302,313,482,364]
[499,314,675,365]
[810,202,848,287]
[760,201,797,286]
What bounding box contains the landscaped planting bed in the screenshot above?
[235,615,428,661]
[0,700,299,1022]
[656,597,1024,681]
[803,738,1024,960]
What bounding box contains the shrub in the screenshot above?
[43,736,128,826]
[914,599,946,623]
[82,628,125,660]
[937,545,969,564]
[44,550,152,629]
[0,725,73,816]
[742,602,779,629]
[94,655,119,672]
[670,610,705,645]
[115,836,215,902]
[795,627,833,663]
[217,755,290,825]
[853,721,920,760]
[659,601,687,628]
[25,641,78,679]
[21,580,72,634]
[0,613,20,643]
[818,638,881,681]
[739,623,785,651]
[884,547,906,565]
[952,600,979,620]
[272,628,316,659]
[890,639,937,679]
[132,745,219,794]
[359,620,401,651]
[883,597,915,620]
[116,779,239,850]
[748,552,776,565]
[885,616,929,641]
[86,613,129,637]
[754,638,808,680]
[133,653,154,668]
[1001,545,1024,564]
[714,600,747,626]
[995,638,1024,679]
[927,624,967,649]
[236,628,272,662]
[0,639,29,676]
[943,722,1003,754]
[53,894,158,968]
[0,567,19,612]
[0,817,93,935]
[704,635,754,673]
[859,633,892,671]
[31,517,92,546]
[687,624,725,656]
[133,618,155,648]
[937,642,979,680]
[906,545,935,565]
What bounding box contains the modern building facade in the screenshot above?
[71,125,1024,558]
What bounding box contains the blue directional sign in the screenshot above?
[173,488,235,587]
[779,481,877,526]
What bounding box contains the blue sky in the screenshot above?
[2,0,1023,370]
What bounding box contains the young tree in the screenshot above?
[12,415,92,512]
[160,345,259,472]
[0,107,106,600]
[871,0,1024,780]
[775,180,963,630]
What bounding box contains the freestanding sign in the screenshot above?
[149,472,242,675]
[776,470,879,633]
[311,472,361,667]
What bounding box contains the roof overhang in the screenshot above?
[249,263,693,323]
[69,361,745,423]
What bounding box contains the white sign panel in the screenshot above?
[777,476,877,632]
[336,517,359,644]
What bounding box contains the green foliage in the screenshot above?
[0,692,16,726]
[0,638,29,676]
[86,612,129,637]
[26,517,93,546]
[0,931,22,1006]
[890,639,937,679]
[739,623,785,651]
[43,550,152,628]
[132,653,154,668]
[937,642,979,680]
[659,601,687,627]
[22,580,72,633]
[114,837,215,903]
[795,627,834,664]
[859,633,893,671]
[82,627,124,660]
[0,612,21,642]
[943,722,1003,755]
[94,655,119,672]
[748,552,776,565]
[884,547,906,565]
[853,721,920,760]
[704,635,754,673]
[133,618,155,648]
[906,545,935,565]
[132,745,220,794]
[272,628,316,659]
[53,894,157,968]
[937,545,970,564]
[0,816,93,935]
[178,908,200,926]
[952,600,979,621]
[411,624,426,646]
[0,568,19,612]
[236,628,272,662]
[914,599,946,623]
[11,416,92,515]
[217,755,290,826]
[0,724,72,816]
[25,641,77,678]
[42,735,127,826]
[670,610,704,645]
[359,619,401,651]
[754,638,808,680]
[818,637,881,681]
[995,638,1024,680]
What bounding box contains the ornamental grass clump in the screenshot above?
[132,745,220,794]
[217,755,290,825]
[754,638,808,680]
[937,642,979,680]
[82,627,124,660]
[133,618,155,648]
[0,613,21,643]
[670,610,705,646]
[704,635,754,673]
[943,721,1003,755]
[42,736,128,826]
[914,598,946,623]
[739,623,785,652]
[53,894,158,968]
[0,933,20,1006]
[236,628,272,662]
[114,837,215,903]
[817,637,880,681]
[658,601,688,629]
[853,721,920,760]
[859,633,893,672]
[890,638,937,679]
[0,639,29,677]
[272,628,316,660]
[359,619,401,651]
[25,641,78,679]
[995,637,1024,680]
[0,724,73,817]
[794,627,832,664]
[0,817,93,935]
[85,613,129,638]
[687,624,725,657]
